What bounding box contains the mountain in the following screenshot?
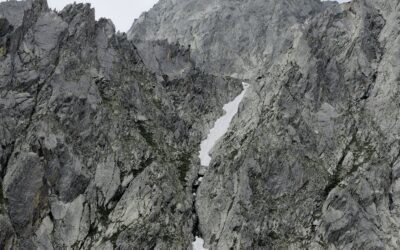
[0,0,241,249]
[128,0,330,79]
[1,0,400,249]
[130,0,400,249]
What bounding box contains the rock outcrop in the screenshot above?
[131,0,400,249]
[0,0,241,249]
[2,0,400,249]
[128,0,333,79]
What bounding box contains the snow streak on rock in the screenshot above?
[193,82,249,250]
[199,82,249,166]
[192,236,207,250]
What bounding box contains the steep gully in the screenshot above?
[192,82,250,250]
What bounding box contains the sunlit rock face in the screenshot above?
[2,0,400,249]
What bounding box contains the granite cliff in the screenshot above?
[131,0,400,249]
[1,0,400,249]
[0,0,241,249]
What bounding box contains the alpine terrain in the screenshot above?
[1,0,400,249]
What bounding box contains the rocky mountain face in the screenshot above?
[130,0,400,249]
[0,0,242,249]
[128,0,332,79]
[1,0,400,249]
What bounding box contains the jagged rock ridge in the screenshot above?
[0,0,242,249]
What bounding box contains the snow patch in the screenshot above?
[193,82,249,249]
[192,236,208,250]
[199,82,249,166]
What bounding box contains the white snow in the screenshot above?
[192,236,208,250]
[193,83,249,249]
[199,82,249,166]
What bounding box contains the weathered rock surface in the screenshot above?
[131,0,400,249]
[0,0,241,249]
[2,0,400,249]
[129,0,333,79]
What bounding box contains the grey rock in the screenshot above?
[128,0,330,79]
[132,40,194,80]
[190,1,400,249]
[34,216,54,250]
[0,214,15,249]
[3,0,400,249]
[0,0,241,249]
[0,0,33,28]
[130,0,400,249]
[3,152,44,235]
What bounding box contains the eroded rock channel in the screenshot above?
[193,83,249,249]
